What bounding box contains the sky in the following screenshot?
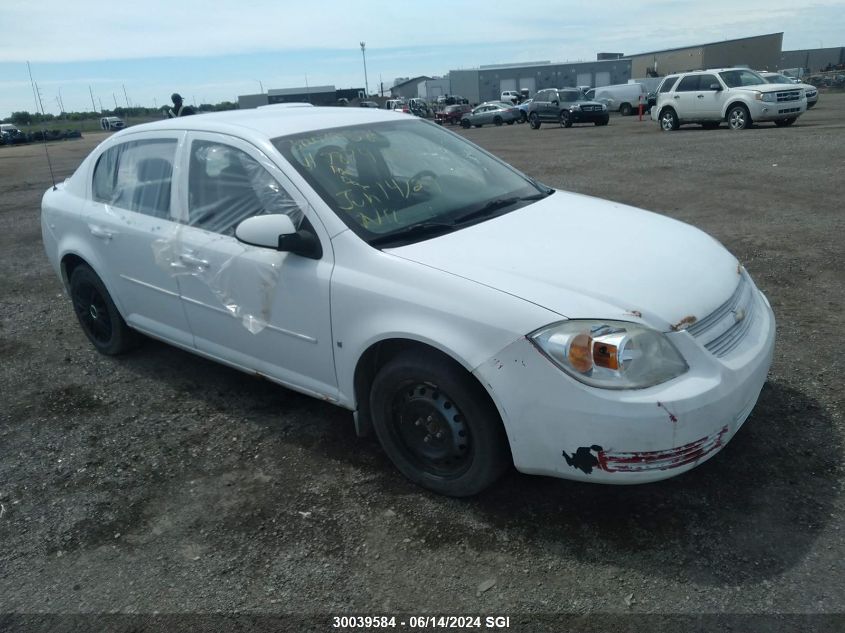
[1,0,843,118]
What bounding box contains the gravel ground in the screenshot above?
[1,95,843,631]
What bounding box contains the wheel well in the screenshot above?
[620,102,631,110]
[60,253,88,289]
[724,101,750,120]
[659,105,676,118]
[353,339,495,438]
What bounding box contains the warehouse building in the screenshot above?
[389,76,431,99]
[626,33,783,77]
[237,85,365,109]
[448,59,632,104]
[779,47,845,72]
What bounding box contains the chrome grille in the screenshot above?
[687,271,757,358]
[776,90,801,102]
[581,105,599,111]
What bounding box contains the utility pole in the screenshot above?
[89,86,97,113]
[305,74,310,103]
[122,84,130,108]
[113,93,118,110]
[360,41,369,97]
[57,88,65,114]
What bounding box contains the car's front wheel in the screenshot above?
[370,351,511,497]
[774,117,796,127]
[559,111,572,128]
[727,104,751,130]
[70,264,138,355]
[659,107,679,131]
[529,113,541,129]
[461,118,470,128]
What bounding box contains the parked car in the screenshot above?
[516,99,532,123]
[759,72,818,108]
[100,116,125,131]
[0,123,27,145]
[652,69,807,131]
[384,99,405,110]
[586,83,649,115]
[359,101,379,108]
[435,104,472,125]
[408,98,432,118]
[41,106,775,497]
[528,88,609,128]
[460,102,520,127]
[501,90,520,104]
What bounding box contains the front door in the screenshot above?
[170,132,338,400]
[695,74,724,120]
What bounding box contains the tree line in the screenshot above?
[2,101,239,126]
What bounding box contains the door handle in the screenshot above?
[179,253,210,269]
[673,95,680,99]
[697,94,705,99]
[88,224,115,240]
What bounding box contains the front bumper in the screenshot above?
[474,288,775,484]
[570,110,609,124]
[749,99,807,121]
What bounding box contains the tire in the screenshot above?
[774,117,796,127]
[620,103,632,116]
[529,113,541,129]
[493,116,503,126]
[69,264,138,355]
[727,104,751,130]
[519,111,527,123]
[506,120,514,125]
[659,107,679,131]
[370,351,511,497]
[461,119,470,128]
[559,111,572,128]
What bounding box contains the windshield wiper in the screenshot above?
[368,221,456,247]
[453,192,551,225]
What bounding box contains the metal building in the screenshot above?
[390,76,431,99]
[626,33,783,78]
[448,59,632,105]
[779,47,845,73]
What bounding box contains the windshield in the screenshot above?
[273,120,547,246]
[719,69,766,88]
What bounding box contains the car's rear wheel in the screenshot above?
[660,108,679,131]
[70,264,138,355]
[529,113,541,129]
[774,117,796,127]
[461,119,470,128]
[620,103,632,116]
[559,111,572,128]
[727,105,751,130]
[493,116,503,126]
[370,351,510,497]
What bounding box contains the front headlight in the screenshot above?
[529,320,688,389]
[755,91,777,102]
[570,105,580,111]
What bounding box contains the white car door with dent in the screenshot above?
[169,132,338,400]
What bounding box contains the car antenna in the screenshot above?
[27,61,57,190]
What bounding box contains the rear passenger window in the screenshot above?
[676,76,700,92]
[92,139,177,219]
[658,77,679,93]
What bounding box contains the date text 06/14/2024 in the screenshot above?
[332,615,511,628]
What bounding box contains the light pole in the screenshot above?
[255,79,264,94]
[360,41,369,97]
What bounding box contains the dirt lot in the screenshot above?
[1,96,844,631]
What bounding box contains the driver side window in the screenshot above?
[187,140,304,235]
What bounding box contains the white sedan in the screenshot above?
[41,107,775,496]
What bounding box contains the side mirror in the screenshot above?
[709,83,722,91]
[235,214,322,259]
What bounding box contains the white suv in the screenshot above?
[652,68,806,131]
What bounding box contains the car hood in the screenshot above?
[738,82,802,93]
[386,191,740,332]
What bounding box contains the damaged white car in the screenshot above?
[41,107,775,496]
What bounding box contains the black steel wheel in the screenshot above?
[69,264,138,355]
[370,351,510,496]
[519,111,527,123]
[461,118,470,128]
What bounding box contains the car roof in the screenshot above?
[113,106,412,140]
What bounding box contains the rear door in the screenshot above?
[82,131,194,346]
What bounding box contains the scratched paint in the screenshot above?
[671,315,698,331]
[656,401,679,423]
